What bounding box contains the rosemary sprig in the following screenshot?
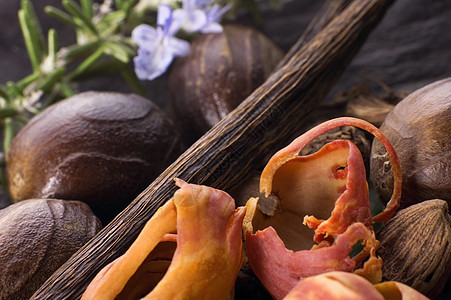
[0,0,143,191]
[1,0,142,152]
[0,0,284,191]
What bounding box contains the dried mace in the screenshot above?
[243,117,402,299]
[82,179,245,299]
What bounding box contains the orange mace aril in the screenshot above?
[82,179,245,300]
[243,117,402,299]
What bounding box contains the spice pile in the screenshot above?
[0,1,450,299]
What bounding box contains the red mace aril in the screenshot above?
[82,179,246,300]
[243,117,402,299]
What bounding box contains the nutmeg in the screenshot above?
[0,199,101,300]
[376,199,451,299]
[6,91,183,223]
[169,24,284,145]
[370,78,451,209]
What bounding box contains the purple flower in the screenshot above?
[174,0,230,34]
[201,3,232,34]
[132,5,190,81]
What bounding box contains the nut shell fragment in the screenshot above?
[370,78,451,208]
[0,199,101,300]
[376,199,451,299]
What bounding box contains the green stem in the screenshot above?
[0,87,9,101]
[80,0,93,20]
[6,82,22,98]
[0,108,19,119]
[116,0,124,10]
[16,72,40,91]
[21,0,46,63]
[48,29,58,63]
[63,40,102,60]
[62,0,98,36]
[120,69,145,95]
[120,0,137,13]
[36,67,66,93]
[59,80,76,98]
[45,6,79,29]
[66,47,105,80]
[18,9,41,72]
[3,118,14,156]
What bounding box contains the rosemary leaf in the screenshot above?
[48,29,58,64]
[97,10,127,37]
[0,107,19,119]
[66,47,105,80]
[73,58,125,78]
[45,6,79,29]
[80,0,94,20]
[36,67,66,93]
[59,80,76,98]
[6,82,22,98]
[20,0,46,65]
[63,40,102,60]
[0,86,10,101]
[18,10,41,73]
[119,0,137,13]
[120,69,146,96]
[3,118,14,156]
[115,0,124,10]
[16,72,40,91]
[62,0,98,36]
[102,41,133,63]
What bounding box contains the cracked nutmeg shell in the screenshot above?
[0,199,101,300]
[6,91,183,223]
[376,199,451,299]
[169,24,284,145]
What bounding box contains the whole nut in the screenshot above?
[169,24,284,145]
[370,78,451,209]
[376,199,451,299]
[6,91,183,223]
[0,199,101,300]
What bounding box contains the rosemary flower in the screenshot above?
[132,4,190,80]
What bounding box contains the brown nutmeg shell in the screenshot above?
[0,199,101,300]
[6,91,183,223]
[370,78,451,209]
[169,24,284,145]
[376,199,451,299]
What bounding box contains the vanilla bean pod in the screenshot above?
[32,0,394,298]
